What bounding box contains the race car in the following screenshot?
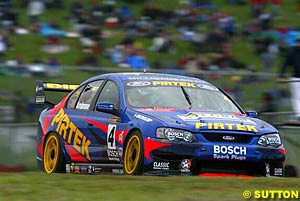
[35,72,285,176]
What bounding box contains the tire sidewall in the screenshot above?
[124,130,144,175]
[43,133,65,173]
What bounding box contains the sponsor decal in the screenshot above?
[67,163,101,174]
[195,122,259,133]
[274,168,283,176]
[181,159,191,173]
[153,162,170,170]
[123,73,141,76]
[213,145,247,161]
[118,131,124,143]
[108,116,121,124]
[35,96,45,103]
[74,165,81,174]
[112,169,124,174]
[76,102,90,110]
[126,81,151,87]
[118,147,123,158]
[51,108,91,160]
[265,163,270,177]
[45,83,78,91]
[152,81,196,88]
[196,84,218,91]
[127,76,203,82]
[107,149,121,161]
[35,85,43,93]
[87,165,93,174]
[178,112,256,125]
[134,113,153,122]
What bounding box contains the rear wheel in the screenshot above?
[124,131,144,175]
[43,133,65,173]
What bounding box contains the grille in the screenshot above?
[202,133,254,143]
[197,160,264,175]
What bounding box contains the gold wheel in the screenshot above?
[124,132,143,175]
[43,133,63,173]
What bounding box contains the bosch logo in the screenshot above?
[222,135,235,141]
[214,145,247,155]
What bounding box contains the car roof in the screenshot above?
[87,72,213,85]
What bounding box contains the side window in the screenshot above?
[75,80,104,110]
[67,85,84,109]
[96,81,119,109]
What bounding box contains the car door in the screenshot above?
[86,80,126,163]
[62,80,104,163]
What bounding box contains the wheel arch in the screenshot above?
[123,128,143,152]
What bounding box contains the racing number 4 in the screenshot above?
[107,124,116,149]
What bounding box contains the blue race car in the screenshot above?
[35,72,285,176]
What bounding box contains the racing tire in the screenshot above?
[124,131,144,175]
[43,133,65,173]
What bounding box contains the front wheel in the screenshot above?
[123,131,144,175]
[43,133,65,173]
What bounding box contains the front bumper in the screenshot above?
[144,139,285,177]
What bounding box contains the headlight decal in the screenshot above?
[156,128,194,142]
[258,133,282,147]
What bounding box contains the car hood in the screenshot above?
[134,109,276,135]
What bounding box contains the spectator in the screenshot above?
[151,60,163,69]
[89,1,102,15]
[278,36,300,120]
[47,57,59,66]
[46,57,62,76]
[27,0,45,24]
[70,0,84,21]
[259,91,278,113]
[6,55,24,67]
[259,37,279,73]
[259,12,272,30]
[45,0,65,8]
[228,0,246,5]
[250,0,265,18]
[1,8,18,31]
[149,34,173,53]
[258,91,278,123]
[270,0,282,18]
[0,34,8,61]
[123,47,149,69]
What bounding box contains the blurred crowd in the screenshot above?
[0,0,300,122]
[0,0,299,73]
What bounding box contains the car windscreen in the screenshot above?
[124,81,241,113]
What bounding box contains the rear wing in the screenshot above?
[35,81,78,105]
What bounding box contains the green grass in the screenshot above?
[0,172,300,201]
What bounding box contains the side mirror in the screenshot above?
[245,110,258,118]
[96,102,117,114]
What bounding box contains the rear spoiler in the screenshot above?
[35,81,78,105]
